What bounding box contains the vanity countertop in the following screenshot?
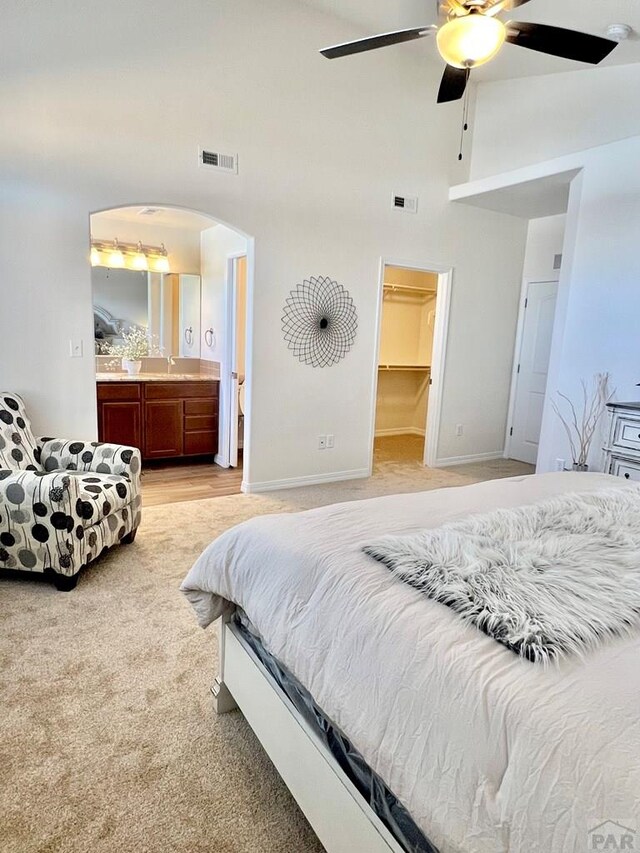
[96,372,218,383]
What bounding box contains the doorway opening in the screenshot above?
[223,253,248,470]
[371,261,451,471]
[88,204,252,503]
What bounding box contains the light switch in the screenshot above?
[69,339,83,358]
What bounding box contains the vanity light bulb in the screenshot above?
[132,252,148,271]
[154,255,170,273]
[90,247,101,266]
[108,249,125,268]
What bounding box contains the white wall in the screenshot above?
[200,225,248,366]
[0,0,527,486]
[522,214,566,281]
[91,214,203,274]
[471,64,640,180]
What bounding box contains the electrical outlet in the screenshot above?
[318,435,326,450]
[326,434,335,449]
[69,339,83,358]
[555,458,565,472]
[455,424,463,437]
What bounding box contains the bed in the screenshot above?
[180,472,640,853]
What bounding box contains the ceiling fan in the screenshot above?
[320,0,618,104]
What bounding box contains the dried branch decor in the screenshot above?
[551,372,614,469]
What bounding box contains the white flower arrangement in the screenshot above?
[103,325,162,361]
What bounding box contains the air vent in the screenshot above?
[198,147,238,174]
[553,253,563,270]
[392,193,418,214]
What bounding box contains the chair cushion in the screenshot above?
[0,393,41,471]
[72,472,134,527]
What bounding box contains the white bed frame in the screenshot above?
[213,614,407,853]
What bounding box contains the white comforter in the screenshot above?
[181,472,640,853]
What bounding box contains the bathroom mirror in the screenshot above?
[91,268,201,358]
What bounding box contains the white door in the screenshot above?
[509,280,558,465]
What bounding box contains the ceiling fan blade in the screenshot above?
[506,21,617,64]
[437,65,469,103]
[320,26,434,59]
[483,0,532,16]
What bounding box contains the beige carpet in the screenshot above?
[0,459,532,853]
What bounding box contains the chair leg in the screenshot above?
[53,571,80,592]
[121,527,138,545]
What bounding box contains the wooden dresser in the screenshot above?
[97,380,219,461]
[603,402,640,482]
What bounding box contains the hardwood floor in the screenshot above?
[141,458,243,506]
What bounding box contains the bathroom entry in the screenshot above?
[373,265,439,467]
[225,254,248,469]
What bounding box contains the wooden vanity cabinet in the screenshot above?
[97,380,219,461]
[97,383,143,450]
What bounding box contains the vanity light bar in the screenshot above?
[90,238,170,273]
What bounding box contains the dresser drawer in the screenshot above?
[610,456,640,482]
[610,414,640,454]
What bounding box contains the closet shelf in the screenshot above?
[383,283,435,299]
[378,364,431,372]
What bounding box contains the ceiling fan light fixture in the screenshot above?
[436,13,506,68]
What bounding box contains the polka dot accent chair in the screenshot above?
[0,393,142,590]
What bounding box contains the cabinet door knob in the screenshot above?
[625,473,631,479]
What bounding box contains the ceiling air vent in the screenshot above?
[392,193,418,214]
[198,147,238,174]
[553,253,563,270]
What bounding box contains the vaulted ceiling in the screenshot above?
[301,0,640,81]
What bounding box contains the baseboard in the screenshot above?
[432,450,505,468]
[375,428,426,438]
[242,467,370,494]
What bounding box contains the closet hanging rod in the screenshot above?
[383,283,435,295]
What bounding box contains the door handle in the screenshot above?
[184,326,193,346]
[204,328,216,349]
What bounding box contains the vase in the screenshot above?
[572,462,589,472]
[122,359,142,375]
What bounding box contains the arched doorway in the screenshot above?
[88,203,254,497]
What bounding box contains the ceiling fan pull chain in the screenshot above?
[457,68,471,162]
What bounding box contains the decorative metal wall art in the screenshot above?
[281,275,358,368]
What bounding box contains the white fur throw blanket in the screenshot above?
[364,486,640,664]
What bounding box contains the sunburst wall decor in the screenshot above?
[281,275,358,368]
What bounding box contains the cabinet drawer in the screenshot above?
[611,414,640,454]
[97,382,141,401]
[145,381,218,400]
[184,430,218,456]
[184,399,217,416]
[610,456,640,482]
[185,414,217,432]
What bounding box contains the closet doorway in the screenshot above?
[371,262,451,470]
